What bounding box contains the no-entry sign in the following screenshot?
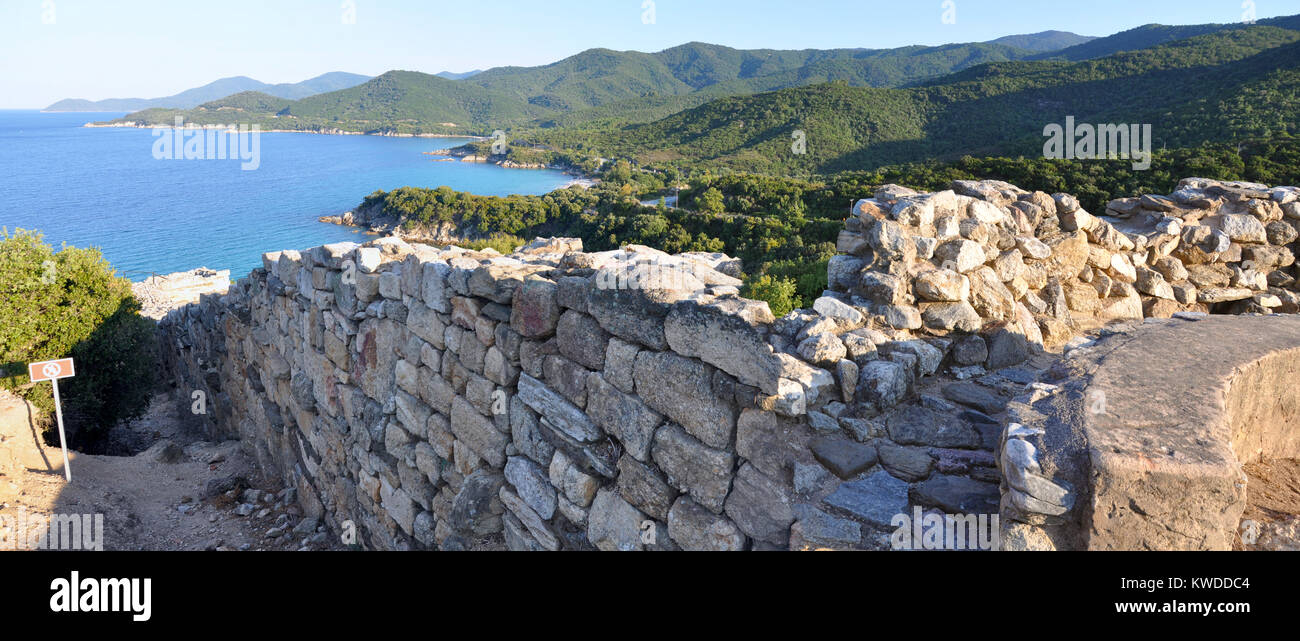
[28,358,75,481]
[29,358,75,382]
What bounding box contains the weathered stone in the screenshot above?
[504,456,557,520]
[586,262,701,349]
[510,397,553,465]
[724,463,795,545]
[449,396,507,468]
[547,450,599,509]
[667,496,746,551]
[941,382,1006,414]
[810,435,878,479]
[510,277,561,338]
[790,506,861,549]
[585,373,662,461]
[516,373,601,442]
[500,488,560,551]
[813,296,865,324]
[934,239,986,273]
[952,335,988,365]
[797,332,847,367]
[616,455,677,521]
[985,325,1031,370]
[876,442,934,482]
[603,337,640,394]
[587,488,648,551]
[921,301,982,333]
[886,405,980,448]
[665,298,782,394]
[914,269,969,302]
[735,408,814,479]
[542,354,589,407]
[879,340,943,377]
[910,474,999,514]
[449,470,505,536]
[856,360,910,409]
[651,423,735,514]
[634,350,736,449]
[824,470,909,527]
[556,310,610,370]
[1217,214,1268,243]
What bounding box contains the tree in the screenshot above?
[0,229,156,448]
[696,187,726,214]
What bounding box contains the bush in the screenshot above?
[0,229,156,446]
[742,274,801,318]
[459,234,527,254]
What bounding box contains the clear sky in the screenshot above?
[0,0,1293,108]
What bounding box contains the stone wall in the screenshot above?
[833,178,1300,347]
[157,175,1300,551]
[158,237,876,550]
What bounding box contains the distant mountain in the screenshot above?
[43,72,371,112]
[574,24,1300,174]
[107,41,1046,131]
[436,70,482,80]
[101,13,1300,138]
[987,30,1095,52]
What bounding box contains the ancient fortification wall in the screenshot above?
[158,176,1300,550]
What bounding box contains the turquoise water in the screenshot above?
[0,111,572,280]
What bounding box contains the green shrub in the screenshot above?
[0,229,156,445]
[459,234,528,254]
[741,274,801,318]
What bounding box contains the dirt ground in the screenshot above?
[1238,458,1300,551]
[0,390,343,551]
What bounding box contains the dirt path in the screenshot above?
[1,390,343,551]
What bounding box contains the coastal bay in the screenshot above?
[0,110,573,280]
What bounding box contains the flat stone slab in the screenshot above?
[1056,314,1300,550]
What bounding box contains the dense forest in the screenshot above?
[357,139,1300,312]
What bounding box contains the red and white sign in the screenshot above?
[29,358,75,382]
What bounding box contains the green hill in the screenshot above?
[554,25,1300,175]
[107,41,1049,133]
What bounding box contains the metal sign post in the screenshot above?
[28,358,75,481]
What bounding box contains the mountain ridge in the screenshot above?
[43,72,372,112]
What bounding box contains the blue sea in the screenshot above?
[0,110,572,280]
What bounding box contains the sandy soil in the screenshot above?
[1,391,343,551]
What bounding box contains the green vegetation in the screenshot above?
[0,230,156,447]
[105,40,1061,134]
[741,275,800,317]
[353,138,1299,315]
[539,26,1300,176]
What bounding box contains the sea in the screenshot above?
[0,110,573,281]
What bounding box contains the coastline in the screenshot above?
[82,121,488,140]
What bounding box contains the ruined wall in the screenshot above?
[159,237,890,550]
[833,178,1300,346]
[158,175,1300,551]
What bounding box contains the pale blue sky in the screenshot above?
[0,0,1292,108]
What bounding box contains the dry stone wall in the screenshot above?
[158,175,1300,551]
[159,237,871,550]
